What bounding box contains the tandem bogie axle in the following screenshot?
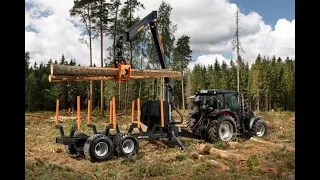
[54,95,186,163]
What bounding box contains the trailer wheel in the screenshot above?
[251,119,267,137]
[207,115,236,143]
[97,130,106,135]
[113,133,139,157]
[83,134,114,162]
[64,132,88,155]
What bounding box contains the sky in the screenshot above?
[25,0,295,70]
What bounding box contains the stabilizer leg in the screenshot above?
[171,134,186,151]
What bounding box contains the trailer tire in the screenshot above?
[83,134,114,162]
[113,133,139,157]
[64,132,88,155]
[97,130,106,135]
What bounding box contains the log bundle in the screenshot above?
[49,64,182,82]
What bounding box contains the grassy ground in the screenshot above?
[25,110,295,180]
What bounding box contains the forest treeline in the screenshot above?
[25,0,295,113]
[25,52,295,112]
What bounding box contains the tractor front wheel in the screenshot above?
[251,120,267,137]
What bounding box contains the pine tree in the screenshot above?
[70,0,95,111]
[213,58,221,89]
[229,60,237,90]
[26,71,37,111]
[172,35,192,110]
[220,61,229,89]
[157,1,177,65]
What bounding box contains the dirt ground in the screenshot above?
[25,110,295,180]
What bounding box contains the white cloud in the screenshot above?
[25,0,112,67]
[25,0,294,70]
[188,54,230,70]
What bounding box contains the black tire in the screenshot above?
[64,132,88,155]
[186,111,199,130]
[97,130,106,135]
[187,117,196,129]
[113,133,139,157]
[171,125,180,137]
[207,115,236,143]
[251,119,267,137]
[83,134,114,162]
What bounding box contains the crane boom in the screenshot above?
[115,10,173,105]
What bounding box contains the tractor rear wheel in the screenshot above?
[64,131,88,155]
[251,119,267,137]
[187,117,196,130]
[186,111,199,130]
[113,133,139,157]
[207,115,236,143]
[83,134,114,162]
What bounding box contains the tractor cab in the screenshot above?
[192,89,240,113]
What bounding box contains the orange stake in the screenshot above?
[87,100,91,124]
[112,96,116,129]
[160,99,164,127]
[55,99,59,125]
[77,96,81,131]
[109,100,113,124]
[131,100,135,123]
[137,98,141,128]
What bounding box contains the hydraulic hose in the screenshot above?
[172,104,184,124]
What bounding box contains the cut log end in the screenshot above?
[49,75,52,82]
[199,143,245,162]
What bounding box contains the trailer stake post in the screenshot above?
[77,96,81,131]
[55,99,59,125]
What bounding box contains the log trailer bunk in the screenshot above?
[54,11,186,162]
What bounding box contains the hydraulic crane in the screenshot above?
[114,10,185,150]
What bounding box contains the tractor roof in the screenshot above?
[196,89,238,95]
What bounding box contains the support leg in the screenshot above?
[55,125,65,137]
[171,134,186,151]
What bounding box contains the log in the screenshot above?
[49,75,114,82]
[209,159,229,170]
[199,143,246,162]
[49,116,78,120]
[250,137,295,152]
[50,64,181,79]
[49,74,180,82]
[226,142,242,149]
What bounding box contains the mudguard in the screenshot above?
[249,116,264,129]
[207,110,237,120]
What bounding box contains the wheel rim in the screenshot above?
[122,139,135,154]
[256,124,265,137]
[219,121,234,141]
[94,142,108,157]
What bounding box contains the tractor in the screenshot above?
[186,89,267,143]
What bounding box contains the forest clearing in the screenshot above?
[25,110,295,180]
[25,0,295,179]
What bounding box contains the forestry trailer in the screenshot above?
[186,89,268,142]
[53,10,186,163]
